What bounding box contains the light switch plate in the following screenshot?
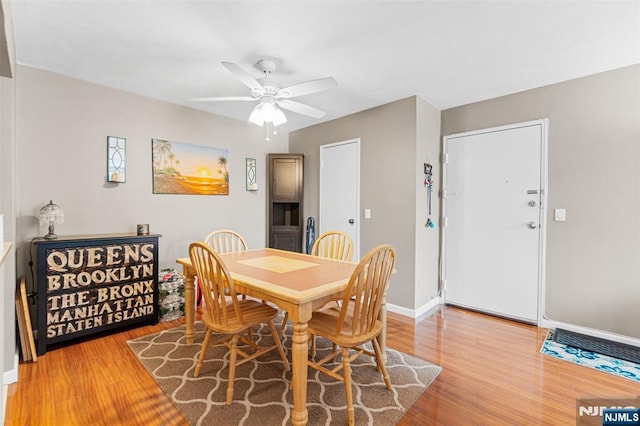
[554,208,566,221]
[364,209,371,219]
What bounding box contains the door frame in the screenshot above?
[319,138,361,260]
[440,119,549,325]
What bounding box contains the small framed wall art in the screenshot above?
[107,136,126,183]
[246,158,258,191]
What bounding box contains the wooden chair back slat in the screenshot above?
[204,230,248,254]
[335,244,395,338]
[311,230,354,261]
[189,242,243,326]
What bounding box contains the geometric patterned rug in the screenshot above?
[540,330,640,383]
[127,319,441,425]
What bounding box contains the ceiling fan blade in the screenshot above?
[276,77,337,98]
[189,96,256,102]
[222,61,264,93]
[277,99,326,118]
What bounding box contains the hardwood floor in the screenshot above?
[5,305,638,425]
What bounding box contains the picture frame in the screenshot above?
[152,139,229,195]
[107,136,126,183]
[246,158,258,191]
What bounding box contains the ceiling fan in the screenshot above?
[190,59,337,128]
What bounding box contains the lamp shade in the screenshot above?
[248,104,265,126]
[39,200,64,240]
[273,108,287,126]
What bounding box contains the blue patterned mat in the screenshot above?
[540,331,640,383]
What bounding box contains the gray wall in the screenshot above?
[290,96,441,311]
[1,0,17,405]
[0,0,12,78]
[14,65,288,322]
[415,97,441,308]
[442,64,640,338]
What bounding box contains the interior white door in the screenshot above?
[442,121,547,323]
[319,139,360,259]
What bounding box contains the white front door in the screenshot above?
[442,120,547,323]
[319,139,360,259]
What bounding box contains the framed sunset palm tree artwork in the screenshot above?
[152,139,229,195]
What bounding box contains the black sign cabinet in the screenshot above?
[34,233,160,355]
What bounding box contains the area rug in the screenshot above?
[127,320,441,425]
[540,330,640,383]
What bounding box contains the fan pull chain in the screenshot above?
[265,122,279,141]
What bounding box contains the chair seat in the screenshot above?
[202,300,279,334]
[308,309,383,348]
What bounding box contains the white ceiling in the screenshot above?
[10,1,640,133]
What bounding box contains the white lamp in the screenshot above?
[272,107,287,127]
[248,104,265,126]
[39,200,64,240]
[248,96,287,128]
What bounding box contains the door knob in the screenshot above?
[527,222,537,229]
[528,200,536,207]
[348,219,355,224]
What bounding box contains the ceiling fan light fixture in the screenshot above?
[194,59,335,128]
[248,104,265,126]
[273,108,287,126]
[248,97,287,128]
[261,101,276,122]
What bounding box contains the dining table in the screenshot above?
[176,247,389,426]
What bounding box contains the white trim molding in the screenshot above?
[387,296,442,319]
[388,296,640,348]
[3,351,18,385]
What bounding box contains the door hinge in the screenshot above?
[443,217,448,228]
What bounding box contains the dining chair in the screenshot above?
[203,229,249,301]
[203,229,248,254]
[306,244,395,425]
[310,230,354,262]
[188,242,290,405]
[278,230,354,335]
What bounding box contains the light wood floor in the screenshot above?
[5,305,638,425]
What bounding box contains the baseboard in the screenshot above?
[386,301,640,347]
[2,351,18,385]
[2,369,17,385]
[539,318,640,348]
[387,297,442,319]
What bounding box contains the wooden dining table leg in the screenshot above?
[181,265,196,344]
[291,305,312,426]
